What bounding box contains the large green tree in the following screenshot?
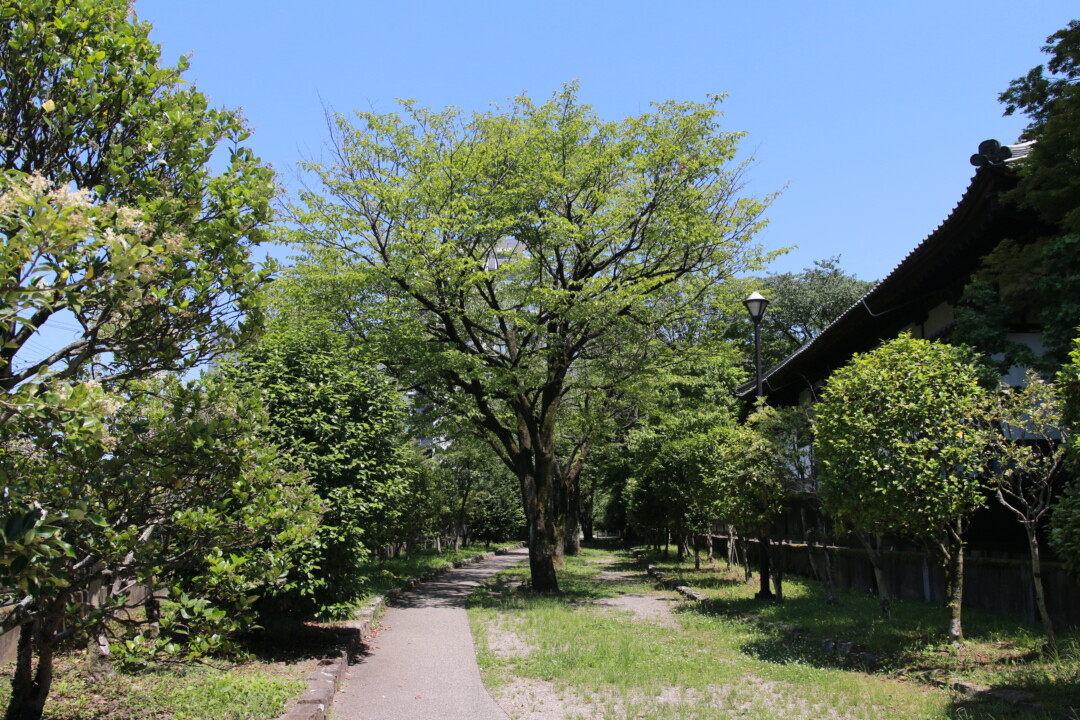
[0,0,274,388]
[0,3,278,717]
[956,21,1080,371]
[1,375,318,720]
[815,335,993,645]
[287,86,771,592]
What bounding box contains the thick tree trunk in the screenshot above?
[693,535,701,571]
[5,618,55,720]
[520,468,560,594]
[1025,523,1056,651]
[860,533,892,618]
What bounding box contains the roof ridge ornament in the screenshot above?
[970,139,1013,167]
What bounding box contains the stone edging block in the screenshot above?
[274,542,525,720]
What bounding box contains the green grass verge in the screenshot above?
[468,543,1079,719]
[0,656,308,720]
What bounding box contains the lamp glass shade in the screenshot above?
[743,291,769,321]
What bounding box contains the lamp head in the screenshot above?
[743,291,769,321]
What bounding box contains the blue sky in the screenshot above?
[139,1,1076,282]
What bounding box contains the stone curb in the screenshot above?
[274,542,526,720]
[631,547,1041,711]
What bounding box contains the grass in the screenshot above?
[351,542,520,605]
[649,550,1080,716]
[0,654,309,720]
[468,542,1080,719]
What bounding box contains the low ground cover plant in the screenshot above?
[470,544,1079,719]
[0,655,310,720]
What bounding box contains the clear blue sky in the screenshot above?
[139,1,1076,282]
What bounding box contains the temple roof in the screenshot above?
[737,144,1046,404]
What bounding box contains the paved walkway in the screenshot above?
[333,548,528,720]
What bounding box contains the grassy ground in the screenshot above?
[0,654,312,720]
[0,543,518,719]
[468,543,1080,720]
[353,542,520,605]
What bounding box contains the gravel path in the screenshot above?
[332,548,527,720]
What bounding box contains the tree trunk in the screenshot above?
[943,527,965,646]
[771,539,785,602]
[756,533,773,600]
[520,467,560,594]
[802,509,838,604]
[821,545,839,605]
[860,533,892,618]
[5,618,56,720]
[694,535,701,571]
[562,464,581,556]
[1025,522,1057,651]
[582,482,595,542]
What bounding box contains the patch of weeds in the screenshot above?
[646,551,1080,719]
[0,655,307,720]
[472,545,953,719]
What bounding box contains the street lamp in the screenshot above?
[743,291,773,600]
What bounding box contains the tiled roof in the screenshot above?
[736,143,1045,403]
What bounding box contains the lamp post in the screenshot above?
[743,291,774,600]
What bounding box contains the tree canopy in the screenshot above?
[0,3,279,717]
[1000,19,1080,234]
[755,257,873,369]
[287,85,773,591]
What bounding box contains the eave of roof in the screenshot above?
[736,159,1044,402]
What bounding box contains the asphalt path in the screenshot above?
[333,547,528,720]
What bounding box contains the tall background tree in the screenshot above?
[955,20,1080,371]
[755,257,873,370]
[999,19,1080,235]
[286,86,773,592]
